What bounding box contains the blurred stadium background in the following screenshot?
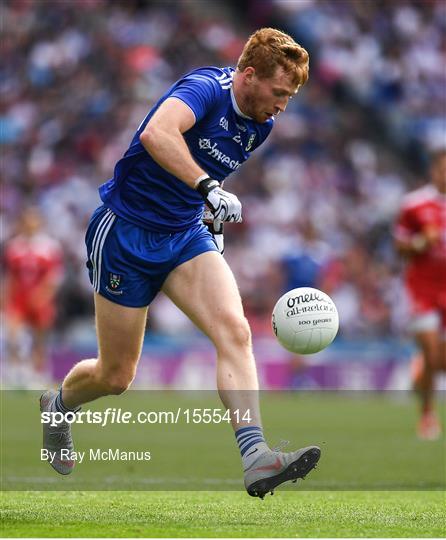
[2,0,445,391]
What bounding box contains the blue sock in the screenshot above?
[235,426,269,469]
[51,389,80,413]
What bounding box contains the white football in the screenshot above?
[272,287,339,354]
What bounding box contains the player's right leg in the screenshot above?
[61,293,148,407]
[40,292,148,474]
[41,205,152,475]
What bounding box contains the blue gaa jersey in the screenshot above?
[99,67,274,232]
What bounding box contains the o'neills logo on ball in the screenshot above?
[286,292,335,318]
[287,292,327,308]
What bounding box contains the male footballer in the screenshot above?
[40,27,321,498]
[394,149,446,440]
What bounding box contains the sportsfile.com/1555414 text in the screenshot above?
[40,408,253,427]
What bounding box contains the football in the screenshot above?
[272,287,339,354]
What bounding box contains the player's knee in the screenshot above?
[98,369,135,395]
[105,375,134,395]
[216,312,252,352]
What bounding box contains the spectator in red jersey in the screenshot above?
[394,149,446,440]
[3,206,63,385]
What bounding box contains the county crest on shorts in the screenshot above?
[109,273,122,289]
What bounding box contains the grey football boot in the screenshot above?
[244,445,321,499]
[40,390,76,475]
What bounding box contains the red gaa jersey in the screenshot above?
[395,185,446,292]
[4,233,63,328]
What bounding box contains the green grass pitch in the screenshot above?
[1,390,445,537]
[2,490,445,537]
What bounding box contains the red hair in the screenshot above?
[237,28,309,87]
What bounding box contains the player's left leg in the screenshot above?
[162,250,261,427]
[30,328,49,377]
[30,304,56,376]
[5,314,23,365]
[162,250,320,497]
[4,313,26,387]
[412,330,437,410]
[413,327,442,440]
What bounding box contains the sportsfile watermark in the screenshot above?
[41,407,253,427]
[2,390,445,491]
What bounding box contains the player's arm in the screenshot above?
[394,202,439,257]
[394,224,440,256]
[140,98,242,222]
[139,98,205,188]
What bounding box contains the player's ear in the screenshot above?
[243,67,256,85]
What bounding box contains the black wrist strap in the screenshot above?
[196,178,220,198]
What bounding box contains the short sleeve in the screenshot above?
[170,74,221,123]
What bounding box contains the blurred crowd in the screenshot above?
[2,0,445,343]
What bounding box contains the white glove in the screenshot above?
[197,178,242,223]
[203,209,224,254]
